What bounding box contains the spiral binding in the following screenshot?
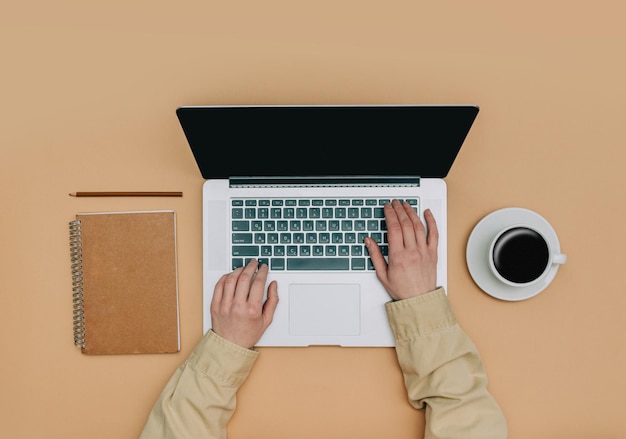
[69,220,85,349]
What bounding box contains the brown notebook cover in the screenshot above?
[69,210,180,355]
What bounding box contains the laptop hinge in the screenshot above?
[229,176,420,188]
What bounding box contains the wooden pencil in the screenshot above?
[69,192,183,197]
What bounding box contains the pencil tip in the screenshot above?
[69,193,75,196]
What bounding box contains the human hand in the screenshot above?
[210,259,279,349]
[365,200,438,301]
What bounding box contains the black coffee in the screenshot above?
[492,227,550,284]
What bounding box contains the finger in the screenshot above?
[392,199,417,247]
[403,202,426,245]
[220,267,244,307]
[248,262,270,307]
[365,237,388,284]
[234,259,259,301]
[384,201,404,250]
[424,209,439,253]
[262,280,280,327]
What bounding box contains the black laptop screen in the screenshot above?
[176,105,479,179]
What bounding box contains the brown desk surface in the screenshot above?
[2,2,625,437]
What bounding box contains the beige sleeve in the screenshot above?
[386,288,508,439]
[139,330,258,439]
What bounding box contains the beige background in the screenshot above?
[2,1,625,438]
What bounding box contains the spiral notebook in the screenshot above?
[69,210,180,355]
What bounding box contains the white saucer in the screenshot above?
[466,207,564,301]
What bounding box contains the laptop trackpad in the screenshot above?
[289,284,361,336]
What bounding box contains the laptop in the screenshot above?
[177,104,479,347]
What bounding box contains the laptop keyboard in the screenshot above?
[230,197,419,271]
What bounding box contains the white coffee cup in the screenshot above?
[488,224,567,287]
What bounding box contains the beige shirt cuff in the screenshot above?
[187,330,259,387]
[384,287,456,342]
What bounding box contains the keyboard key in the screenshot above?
[351,258,366,270]
[232,221,250,231]
[287,258,350,270]
[232,233,253,243]
[289,220,302,232]
[271,258,285,270]
[232,246,259,256]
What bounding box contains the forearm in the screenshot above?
[386,288,507,439]
[139,330,258,439]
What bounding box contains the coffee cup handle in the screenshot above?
[553,253,567,265]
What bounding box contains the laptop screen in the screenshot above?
[177,105,479,179]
